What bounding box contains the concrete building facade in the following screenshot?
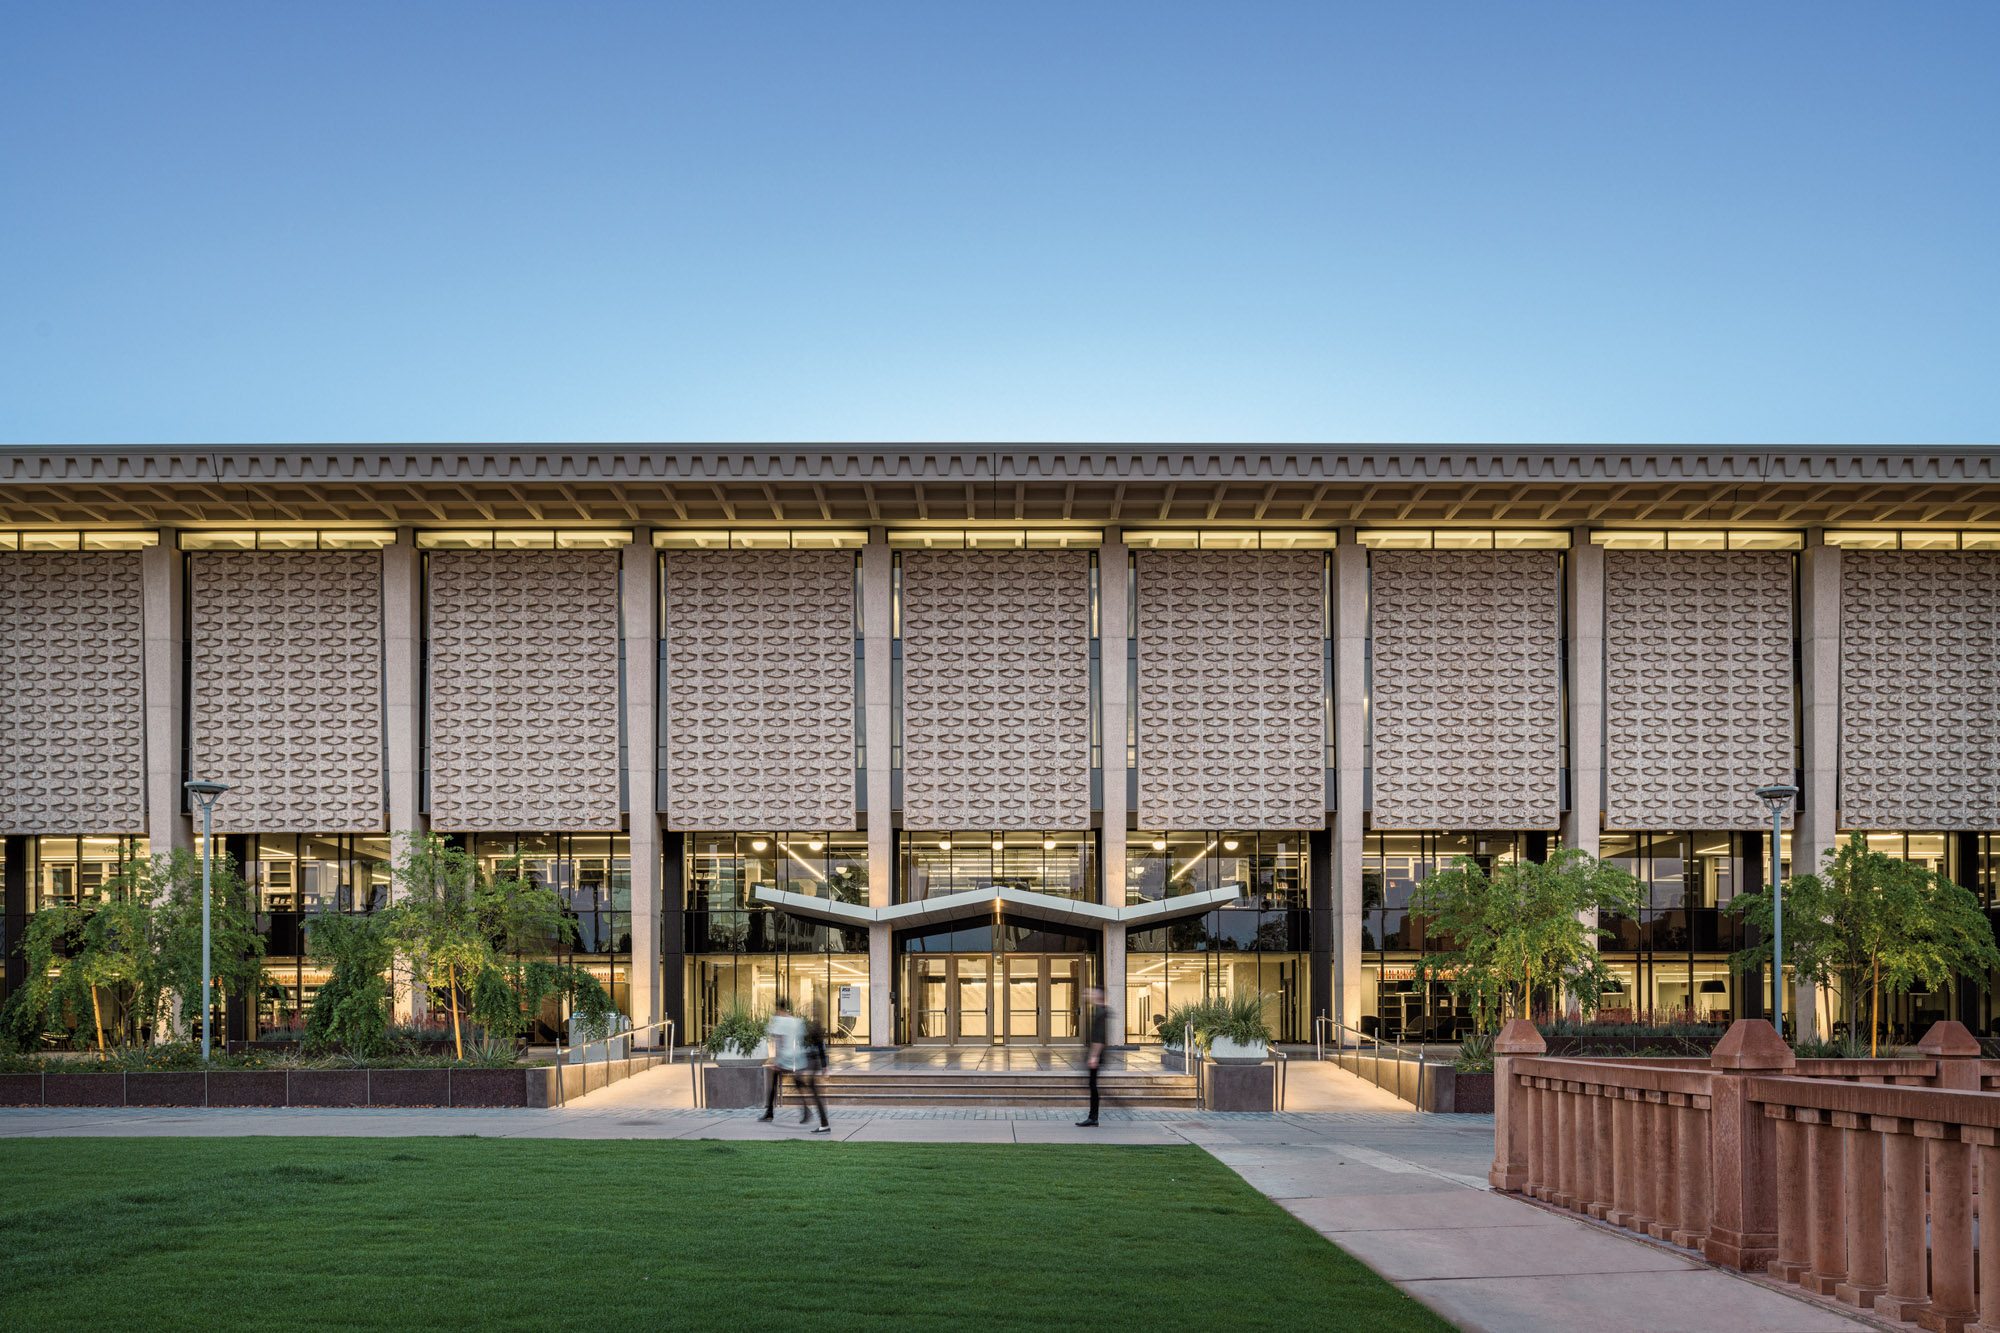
[3,444,1999,1046]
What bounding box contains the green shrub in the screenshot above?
[1792,1034,1872,1059]
[701,1004,769,1057]
[1205,993,1272,1046]
[1454,1032,1494,1072]
[302,913,394,1059]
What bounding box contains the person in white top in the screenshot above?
[758,998,828,1131]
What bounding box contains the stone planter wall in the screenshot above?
[0,1054,667,1109]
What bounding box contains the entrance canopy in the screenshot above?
[753,883,1242,930]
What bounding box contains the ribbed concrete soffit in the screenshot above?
[425,549,623,830]
[1602,550,1794,830]
[0,551,147,835]
[1840,551,2000,829]
[190,550,386,833]
[5,444,2000,526]
[1136,549,1326,828]
[1370,549,1563,828]
[899,548,1092,828]
[663,548,855,829]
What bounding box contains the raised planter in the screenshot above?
[288,1070,370,1107]
[366,1068,452,1107]
[452,1068,533,1108]
[1451,1070,1494,1113]
[1208,1037,1269,1065]
[713,1040,768,1065]
[43,1072,124,1107]
[703,1062,768,1108]
[1202,1059,1274,1112]
[126,1072,207,1106]
[207,1070,288,1106]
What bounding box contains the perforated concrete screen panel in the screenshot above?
[1603,550,1795,831]
[1135,549,1325,829]
[1840,551,2000,829]
[425,549,622,830]
[1369,549,1562,829]
[0,552,147,835]
[663,548,856,829]
[189,550,386,833]
[899,548,1092,828]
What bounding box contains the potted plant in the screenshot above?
[1204,993,1272,1064]
[701,1004,770,1063]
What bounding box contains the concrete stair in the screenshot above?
[777,1068,1199,1108]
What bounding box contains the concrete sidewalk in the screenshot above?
[0,1060,1871,1332]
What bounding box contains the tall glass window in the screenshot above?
[1359,832,1524,1040]
[898,832,1095,902]
[246,833,395,1036]
[1598,833,1745,1025]
[684,832,870,1044]
[27,836,150,911]
[1125,832,1310,1043]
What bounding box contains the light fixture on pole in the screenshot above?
[1755,783,1798,1039]
[184,780,232,1062]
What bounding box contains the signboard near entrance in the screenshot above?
[838,985,860,1019]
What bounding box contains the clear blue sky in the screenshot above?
[2,3,1994,444]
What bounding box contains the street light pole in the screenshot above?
[1755,783,1798,1040]
[184,780,231,1061]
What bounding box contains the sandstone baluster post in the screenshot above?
[1833,1113,1887,1308]
[1702,1018,1794,1271]
[1488,1018,1545,1192]
[1921,1127,1976,1333]
[1968,1134,2000,1333]
[1802,1111,1849,1295]
[1873,1119,1932,1325]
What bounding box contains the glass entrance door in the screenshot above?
[902,952,1096,1045]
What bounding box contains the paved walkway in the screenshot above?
[0,1060,1870,1332]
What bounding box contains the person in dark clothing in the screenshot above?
[1077,985,1107,1127]
[797,1002,831,1132]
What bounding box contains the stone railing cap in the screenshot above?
[1916,1019,1982,1058]
[1709,1018,1797,1070]
[1492,1018,1547,1055]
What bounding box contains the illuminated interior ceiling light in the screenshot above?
[808,840,824,852]
[938,838,952,850]
[1222,838,1240,852]
[991,837,1005,851]
[1042,838,1057,850]
[750,838,768,852]
[1150,837,1168,851]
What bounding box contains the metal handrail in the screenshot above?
[1313,1013,1337,1060]
[1329,1021,1430,1113]
[552,1017,676,1108]
[1269,1044,1288,1111]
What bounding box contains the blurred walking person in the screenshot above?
[796,1002,831,1133]
[1076,985,1107,1127]
[759,996,807,1125]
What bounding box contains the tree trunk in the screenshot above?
[1870,956,1881,1058]
[448,961,464,1060]
[90,985,107,1053]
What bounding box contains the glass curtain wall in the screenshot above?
[247,834,393,1035]
[1840,832,1996,1040]
[1360,833,1526,1040]
[467,834,633,1030]
[1125,832,1309,1043]
[899,832,1095,902]
[684,832,869,1044]
[1597,833,1746,1025]
[27,836,150,911]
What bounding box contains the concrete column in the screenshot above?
[382,535,425,1021]
[1561,529,1603,858]
[1331,537,1368,1039]
[141,534,191,854]
[1796,539,1841,1037]
[621,535,662,1034]
[1098,535,1129,1040]
[861,536,896,1045]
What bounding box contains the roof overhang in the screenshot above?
[751,882,1241,930]
[3,444,1998,527]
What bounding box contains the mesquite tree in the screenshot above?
[1414,847,1642,1031]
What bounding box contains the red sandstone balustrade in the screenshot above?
[1490,1017,2000,1330]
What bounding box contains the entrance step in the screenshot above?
[776,1070,1198,1108]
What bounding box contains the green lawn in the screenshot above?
[0,1138,1448,1331]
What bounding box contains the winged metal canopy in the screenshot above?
[752,883,1244,930]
